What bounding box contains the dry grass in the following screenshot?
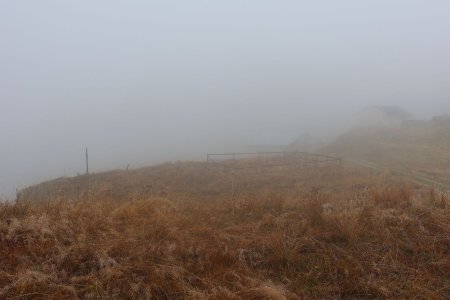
[1,163,449,299]
[324,123,450,184]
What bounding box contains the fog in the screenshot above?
[1,1,450,197]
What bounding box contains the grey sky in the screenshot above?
[1,1,450,197]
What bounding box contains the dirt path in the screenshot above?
[347,158,450,191]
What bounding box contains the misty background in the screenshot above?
[1,1,450,198]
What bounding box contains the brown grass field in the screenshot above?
[1,161,449,299]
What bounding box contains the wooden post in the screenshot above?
[86,147,89,174]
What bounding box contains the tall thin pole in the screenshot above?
[86,147,89,174]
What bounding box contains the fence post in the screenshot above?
[86,147,89,174]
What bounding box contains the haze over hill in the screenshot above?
[324,114,450,190]
[2,1,450,197]
[2,2,450,298]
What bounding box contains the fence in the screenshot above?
[206,151,341,195]
[207,151,341,169]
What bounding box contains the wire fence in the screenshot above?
[206,151,342,196]
[207,151,341,169]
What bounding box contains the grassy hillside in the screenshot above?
[18,161,397,203]
[2,161,449,299]
[324,121,450,184]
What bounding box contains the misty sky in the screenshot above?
[1,1,450,197]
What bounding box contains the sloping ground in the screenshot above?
[1,173,449,298]
[2,161,449,298]
[324,122,450,187]
[18,161,402,204]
